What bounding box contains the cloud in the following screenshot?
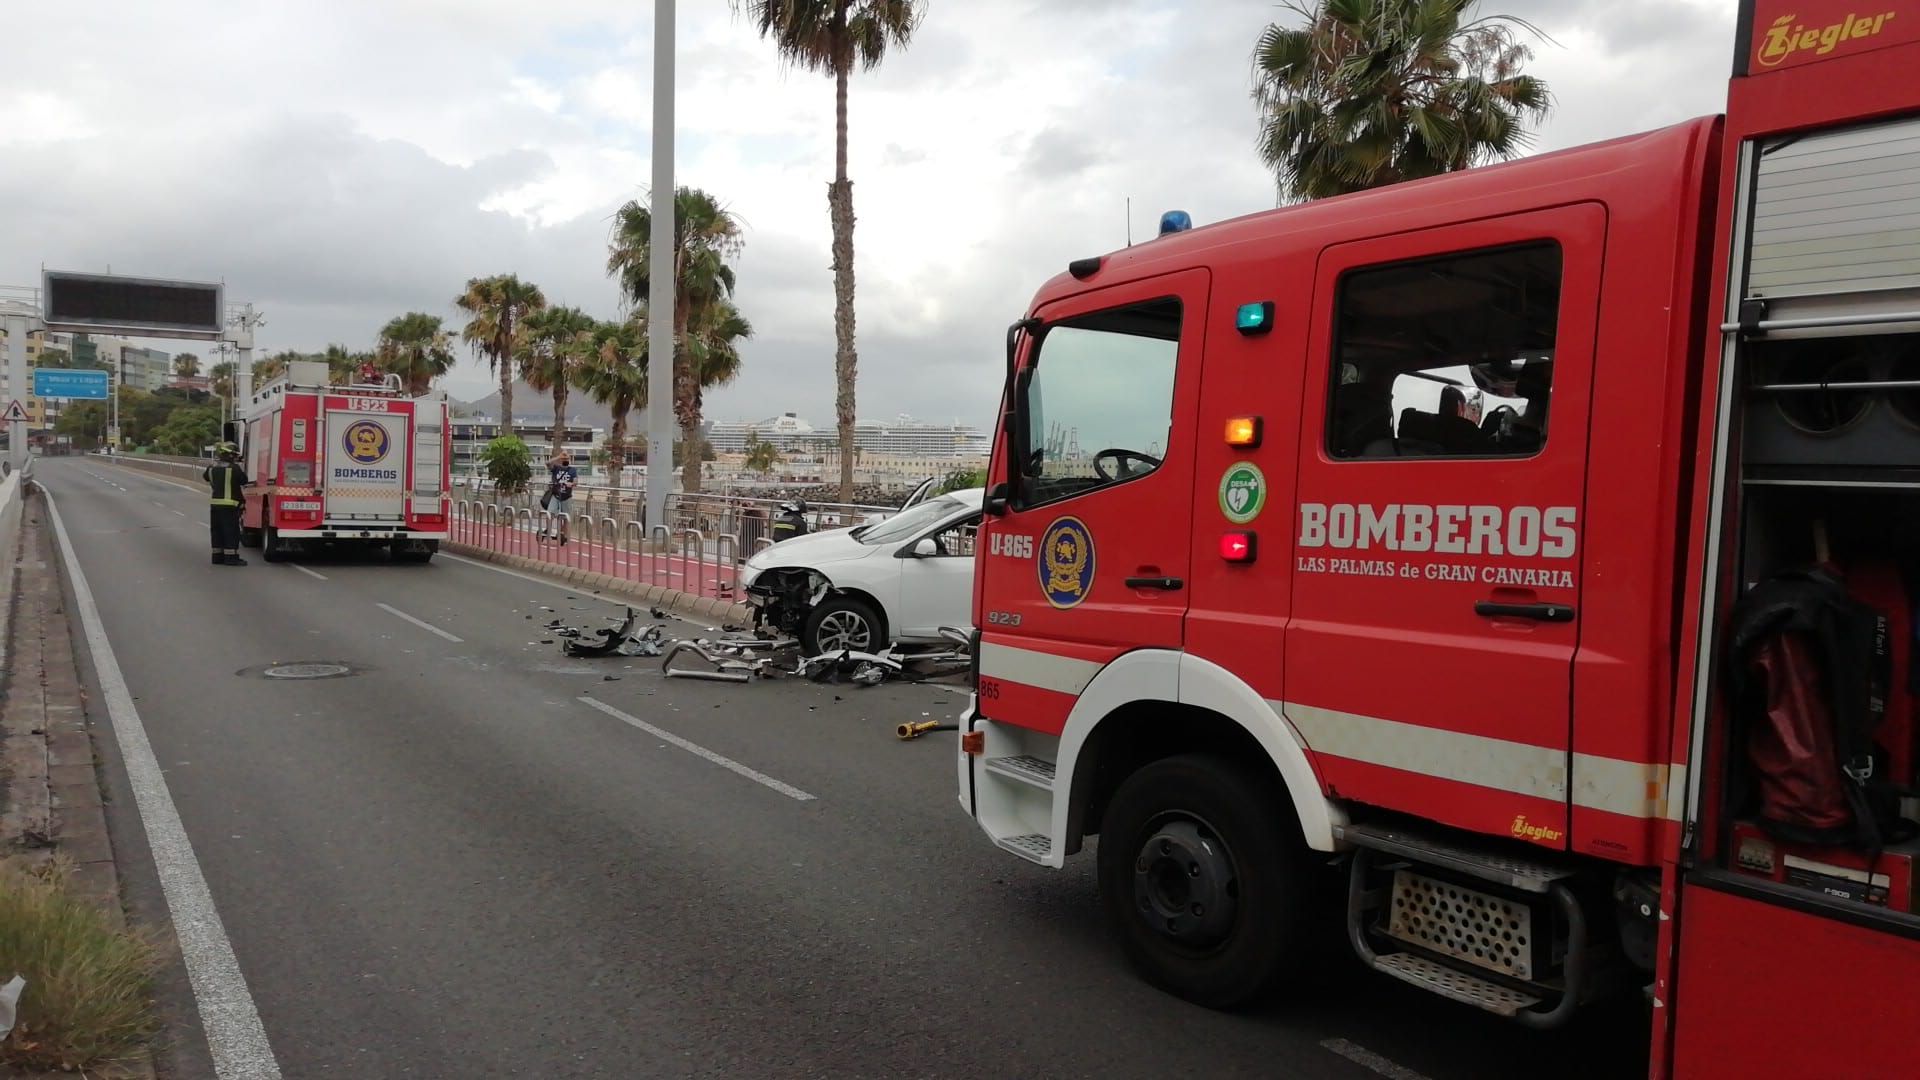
[1,0,1742,430]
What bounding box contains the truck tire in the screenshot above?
[262,526,287,563]
[240,526,262,549]
[802,595,883,655]
[1097,753,1307,1009]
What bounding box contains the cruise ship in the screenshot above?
[707,413,991,458]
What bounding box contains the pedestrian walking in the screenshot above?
[542,451,578,544]
[203,441,249,566]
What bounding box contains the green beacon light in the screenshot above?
[1236,301,1275,335]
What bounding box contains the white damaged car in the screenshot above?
[740,489,984,655]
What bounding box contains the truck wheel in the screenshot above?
[802,595,883,655]
[1097,753,1306,1008]
[262,526,287,563]
[240,527,262,549]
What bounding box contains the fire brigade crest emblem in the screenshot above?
[1039,516,1095,608]
[343,420,390,464]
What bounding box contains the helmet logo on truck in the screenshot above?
[343,420,391,464]
[1039,517,1095,608]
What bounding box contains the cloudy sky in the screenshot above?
[2,0,1736,426]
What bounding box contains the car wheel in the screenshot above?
[803,595,883,655]
[1096,753,1308,1008]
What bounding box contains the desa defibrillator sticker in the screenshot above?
[1219,462,1267,524]
[1039,517,1096,608]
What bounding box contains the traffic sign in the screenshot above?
[2,399,27,423]
[33,368,111,400]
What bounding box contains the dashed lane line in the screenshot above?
[1321,1039,1434,1080]
[375,602,464,643]
[41,488,284,1079]
[577,696,817,802]
[287,563,327,581]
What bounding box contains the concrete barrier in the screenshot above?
[0,468,27,654]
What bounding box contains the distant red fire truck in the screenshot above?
[239,359,449,563]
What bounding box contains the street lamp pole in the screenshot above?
[644,0,675,537]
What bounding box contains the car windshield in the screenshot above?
[856,496,968,546]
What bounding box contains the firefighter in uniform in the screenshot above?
[204,442,249,566]
[773,499,810,543]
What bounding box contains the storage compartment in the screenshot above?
[1712,323,1920,917]
[1741,331,1920,472]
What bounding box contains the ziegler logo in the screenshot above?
[1511,815,1564,844]
[1758,10,1899,66]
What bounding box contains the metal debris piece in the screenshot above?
[662,641,763,682]
[563,607,639,657]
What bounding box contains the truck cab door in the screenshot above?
[975,269,1207,734]
[1284,206,1606,847]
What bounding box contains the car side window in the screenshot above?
[1018,297,1180,507]
[928,515,980,558]
[1327,242,1561,460]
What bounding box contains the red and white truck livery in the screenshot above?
[958,3,1920,1075]
[239,359,450,563]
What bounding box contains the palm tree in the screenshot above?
[172,352,201,379]
[252,349,302,384]
[1252,0,1551,202]
[733,0,925,503]
[680,299,753,487]
[455,274,547,427]
[744,436,782,476]
[208,360,237,401]
[518,305,597,459]
[376,313,456,395]
[578,318,648,488]
[607,186,747,494]
[320,344,370,386]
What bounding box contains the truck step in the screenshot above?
[995,833,1052,864]
[1337,823,1574,894]
[983,755,1056,791]
[1370,953,1543,1018]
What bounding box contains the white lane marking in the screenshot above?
[577,696,817,802]
[287,564,328,581]
[1321,1039,1433,1080]
[375,602,463,643]
[171,509,188,518]
[41,490,284,1079]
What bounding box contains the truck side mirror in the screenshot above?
[984,483,1010,517]
[222,420,241,445]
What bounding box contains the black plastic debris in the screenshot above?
[564,607,639,657]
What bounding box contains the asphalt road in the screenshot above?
[38,456,1646,1080]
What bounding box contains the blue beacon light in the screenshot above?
[1159,210,1193,235]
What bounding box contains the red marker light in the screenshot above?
[1220,531,1257,563]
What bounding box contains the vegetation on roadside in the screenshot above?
[1253,0,1552,202]
[937,467,986,494]
[0,858,159,1071]
[733,0,927,502]
[478,435,534,494]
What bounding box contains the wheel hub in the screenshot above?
[1132,819,1237,946]
[816,610,871,652]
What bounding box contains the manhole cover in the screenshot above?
[264,663,352,679]
[237,661,361,680]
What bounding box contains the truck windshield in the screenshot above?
[857,496,968,546]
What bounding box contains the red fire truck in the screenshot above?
[958,3,1920,1074]
[238,359,450,563]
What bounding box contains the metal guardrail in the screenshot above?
[101,454,767,606]
[451,501,751,604]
